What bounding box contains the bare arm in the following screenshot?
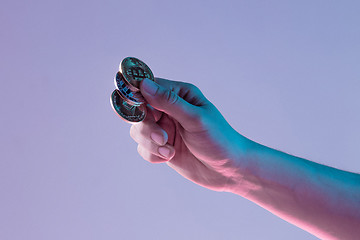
[130,77,360,239]
[228,137,360,239]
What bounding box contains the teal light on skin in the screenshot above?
[130,77,360,240]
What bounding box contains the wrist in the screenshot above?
[223,133,263,197]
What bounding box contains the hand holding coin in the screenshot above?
[111,57,244,191]
[112,58,360,240]
[111,57,247,192]
[128,75,249,193]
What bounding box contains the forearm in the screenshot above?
[228,137,360,239]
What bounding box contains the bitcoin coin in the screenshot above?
[110,89,146,123]
[114,71,145,106]
[120,57,154,90]
[111,57,155,123]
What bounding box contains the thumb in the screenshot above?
[140,78,200,128]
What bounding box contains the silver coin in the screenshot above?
[114,71,145,106]
[110,89,147,123]
[120,57,154,90]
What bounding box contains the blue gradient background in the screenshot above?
[1,1,359,239]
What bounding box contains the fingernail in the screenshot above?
[158,146,171,159]
[142,78,158,95]
[150,132,163,145]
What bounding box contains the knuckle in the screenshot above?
[129,125,138,140]
[137,144,164,163]
[137,144,142,154]
[130,123,147,141]
[138,124,147,136]
[133,123,149,139]
[137,144,148,160]
[185,82,198,91]
[189,83,207,100]
[164,90,179,106]
[182,82,200,93]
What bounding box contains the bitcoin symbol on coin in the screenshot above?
[110,57,155,123]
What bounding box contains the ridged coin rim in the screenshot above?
[110,89,146,123]
[114,71,145,106]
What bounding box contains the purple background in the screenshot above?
[1,1,359,239]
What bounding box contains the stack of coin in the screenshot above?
[110,57,155,123]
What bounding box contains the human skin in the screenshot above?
[129,77,360,240]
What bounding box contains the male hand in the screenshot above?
[129,77,360,240]
[130,77,250,192]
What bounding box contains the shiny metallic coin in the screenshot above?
[120,57,154,90]
[110,89,146,123]
[114,72,145,106]
[114,71,139,93]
